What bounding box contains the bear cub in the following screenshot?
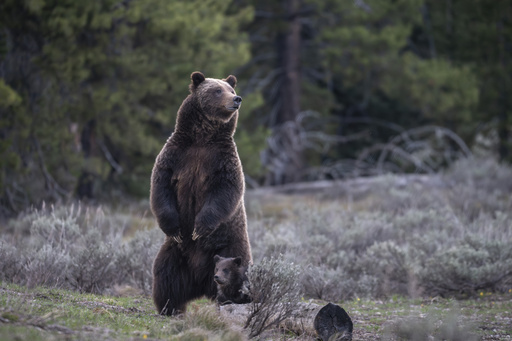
[214,255,252,305]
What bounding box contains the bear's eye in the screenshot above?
[223,269,229,275]
[216,89,222,94]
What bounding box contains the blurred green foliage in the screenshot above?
[0,0,254,214]
[1,0,511,215]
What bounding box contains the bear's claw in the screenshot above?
[170,232,183,244]
[192,230,201,241]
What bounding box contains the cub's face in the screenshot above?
[213,255,242,287]
[190,72,242,123]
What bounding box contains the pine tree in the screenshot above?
[0,0,253,215]
[427,0,512,161]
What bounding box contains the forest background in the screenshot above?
[1,0,511,217]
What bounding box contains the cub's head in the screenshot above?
[189,71,242,123]
[213,255,245,287]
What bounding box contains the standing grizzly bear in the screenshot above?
[150,71,252,315]
[213,255,252,305]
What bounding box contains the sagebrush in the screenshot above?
[0,203,160,294]
[246,157,512,299]
[1,157,511,301]
[243,255,303,337]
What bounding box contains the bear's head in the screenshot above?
[213,255,245,288]
[189,71,242,123]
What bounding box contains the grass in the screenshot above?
[0,282,245,341]
[1,283,156,340]
[1,157,512,339]
[344,294,512,340]
[1,282,511,340]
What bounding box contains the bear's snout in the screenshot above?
[233,96,242,106]
[214,275,224,285]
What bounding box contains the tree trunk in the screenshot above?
[77,119,96,199]
[266,0,304,185]
[498,104,509,162]
[497,17,510,162]
[276,0,301,125]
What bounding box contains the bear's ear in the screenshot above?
[224,75,237,89]
[234,257,242,266]
[214,255,221,263]
[190,71,206,92]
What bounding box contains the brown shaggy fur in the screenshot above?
[150,71,252,315]
[214,255,251,305]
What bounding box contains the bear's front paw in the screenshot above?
[158,214,180,237]
[163,227,183,244]
[192,224,215,241]
[169,231,183,244]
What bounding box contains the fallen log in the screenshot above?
[219,302,353,340]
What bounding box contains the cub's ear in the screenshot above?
[234,257,242,266]
[214,255,222,263]
[190,71,206,92]
[224,75,237,89]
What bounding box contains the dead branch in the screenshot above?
[99,141,123,174]
[32,137,68,199]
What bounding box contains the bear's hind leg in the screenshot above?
[152,243,191,315]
